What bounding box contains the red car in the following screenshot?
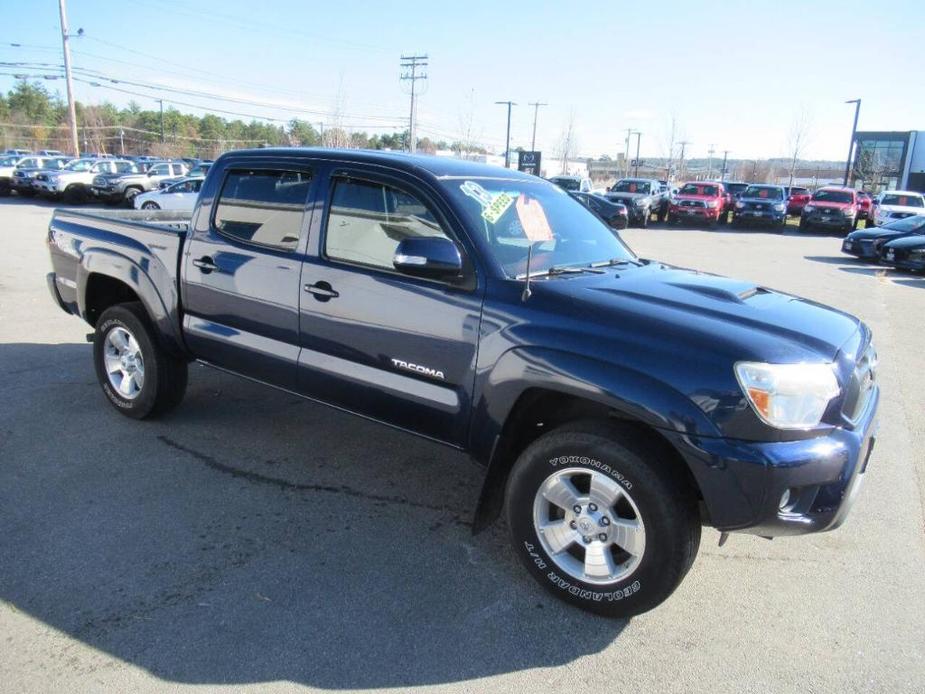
[799,186,859,234]
[784,186,811,216]
[856,191,872,220]
[667,181,726,227]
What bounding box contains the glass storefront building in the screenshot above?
[851,131,925,193]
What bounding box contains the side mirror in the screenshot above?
[393,236,463,279]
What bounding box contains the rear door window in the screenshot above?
[213,169,311,251]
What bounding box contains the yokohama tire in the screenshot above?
[93,302,188,419]
[506,420,701,618]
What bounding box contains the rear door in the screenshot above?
[181,163,314,387]
[296,166,484,445]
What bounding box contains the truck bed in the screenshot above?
[47,208,189,340]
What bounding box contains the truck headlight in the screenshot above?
[774,203,786,212]
[842,207,856,216]
[48,176,59,184]
[803,204,815,213]
[734,362,840,429]
[706,200,718,208]
[735,201,745,209]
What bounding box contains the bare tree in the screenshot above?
[786,107,813,188]
[662,111,682,183]
[451,88,481,159]
[556,110,578,175]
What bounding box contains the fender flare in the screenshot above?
[76,248,186,357]
[469,346,721,532]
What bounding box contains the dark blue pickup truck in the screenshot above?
[46,149,879,617]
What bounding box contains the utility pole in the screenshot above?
[495,101,516,168]
[119,127,124,155]
[632,131,642,177]
[317,121,325,146]
[528,101,547,152]
[400,54,428,153]
[707,144,715,180]
[843,98,861,186]
[677,141,691,180]
[158,99,165,143]
[720,150,730,181]
[57,0,80,156]
[623,128,633,176]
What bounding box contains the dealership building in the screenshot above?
[851,130,925,192]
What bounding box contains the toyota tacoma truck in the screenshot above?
[605,178,669,226]
[666,181,726,227]
[91,159,189,205]
[45,149,880,618]
[799,186,860,234]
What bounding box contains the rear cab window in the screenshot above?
[213,169,311,251]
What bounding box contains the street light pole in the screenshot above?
[721,150,730,181]
[158,99,165,143]
[633,131,642,177]
[843,99,861,186]
[496,101,516,168]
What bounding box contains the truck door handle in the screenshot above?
[303,281,339,300]
[192,256,219,273]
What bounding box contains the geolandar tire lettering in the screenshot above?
[505,420,701,618]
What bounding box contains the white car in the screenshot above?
[870,190,924,226]
[134,177,204,212]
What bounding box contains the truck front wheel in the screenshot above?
[93,302,188,419]
[505,421,700,618]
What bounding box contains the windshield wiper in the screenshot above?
[590,257,643,268]
[518,265,605,280]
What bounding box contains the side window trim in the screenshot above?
[209,166,313,254]
[320,172,471,285]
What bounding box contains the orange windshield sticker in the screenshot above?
[515,194,554,242]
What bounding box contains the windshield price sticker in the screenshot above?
[460,180,516,224]
[515,194,554,241]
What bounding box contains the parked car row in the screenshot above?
[0,150,210,206]
[842,214,925,273]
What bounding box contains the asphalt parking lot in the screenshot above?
[1,196,923,693]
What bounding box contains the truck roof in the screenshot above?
[227,147,535,181]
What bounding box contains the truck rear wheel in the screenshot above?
[93,302,188,419]
[505,420,700,618]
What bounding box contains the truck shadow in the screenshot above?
[0,342,625,688]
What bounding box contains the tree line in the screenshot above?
[0,80,487,159]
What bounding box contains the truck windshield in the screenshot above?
[679,184,719,196]
[812,190,853,203]
[880,194,923,207]
[743,186,783,200]
[611,180,651,194]
[550,177,580,191]
[444,178,636,279]
[63,159,95,172]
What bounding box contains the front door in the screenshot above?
[181,164,313,387]
[297,168,483,445]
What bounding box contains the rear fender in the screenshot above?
[77,249,186,356]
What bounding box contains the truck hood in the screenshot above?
[605,192,650,203]
[533,262,860,362]
[877,204,924,215]
[673,194,720,203]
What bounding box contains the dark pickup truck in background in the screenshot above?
[46,149,879,618]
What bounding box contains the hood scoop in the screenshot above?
[664,281,769,304]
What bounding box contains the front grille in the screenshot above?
[744,202,770,211]
[679,200,706,208]
[842,343,877,423]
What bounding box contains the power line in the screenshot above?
[400,54,428,153]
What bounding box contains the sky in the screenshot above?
[2,0,924,162]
